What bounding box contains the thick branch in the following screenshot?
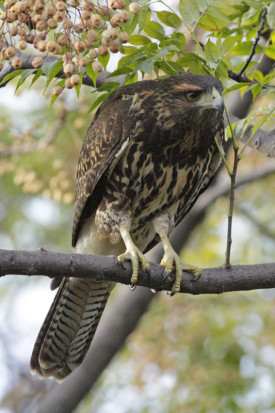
[1,249,275,294]
[225,114,275,158]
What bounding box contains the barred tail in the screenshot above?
[30,278,113,381]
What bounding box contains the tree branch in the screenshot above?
[225,114,275,158]
[1,248,275,294]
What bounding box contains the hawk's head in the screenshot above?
[169,73,224,115]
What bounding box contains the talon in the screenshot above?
[159,270,170,286]
[192,271,202,282]
[118,260,127,270]
[118,227,150,288]
[167,290,175,297]
[157,230,201,295]
[130,283,136,291]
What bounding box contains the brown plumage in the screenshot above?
[30,73,224,380]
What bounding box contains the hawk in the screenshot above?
[30,73,224,380]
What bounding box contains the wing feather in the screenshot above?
[72,88,137,246]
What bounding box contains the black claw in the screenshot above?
[130,283,136,291]
[157,271,170,288]
[119,260,127,270]
[191,272,202,282]
[167,291,175,297]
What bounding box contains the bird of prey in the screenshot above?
[30,72,224,380]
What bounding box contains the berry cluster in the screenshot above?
[0,0,141,95]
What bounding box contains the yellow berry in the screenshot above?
[129,2,141,14]
[91,14,101,28]
[88,48,97,59]
[18,40,27,50]
[56,1,66,11]
[37,40,47,51]
[119,31,129,43]
[109,0,125,10]
[32,56,44,68]
[92,61,103,72]
[12,56,22,68]
[6,46,16,58]
[109,41,120,53]
[9,25,18,36]
[70,74,81,86]
[98,44,108,56]
[47,17,58,28]
[52,86,63,96]
[65,78,73,88]
[74,40,86,52]
[63,63,74,75]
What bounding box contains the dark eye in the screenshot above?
[186,91,203,101]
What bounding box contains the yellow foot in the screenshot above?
[118,226,150,288]
[118,247,150,287]
[157,230,201,295]
[160,250,201,295]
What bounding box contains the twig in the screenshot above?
[238,7,268,77]
[225,145,239,268]
[227,8,274,88]
[0,108,67,158]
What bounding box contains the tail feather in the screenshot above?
[30,277,114,381]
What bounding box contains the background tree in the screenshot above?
[0,0,275,412]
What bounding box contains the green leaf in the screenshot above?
[88,92,111,113]
[250,83,263,101]
[124,72,138,85]
[205,6,231,25]
[205,39,220,63]
[223,82,250,95]
[122,13,138,34]
[0,69,23,86]
[41,59,61,78]
[231,41,262,56]
[43,59,64,93]
[179,0,207,24]
[267,3,275,29]
[98,52,110,71]
[171,32,186,49]
[265,45,275,60]
[143,21,165,40]
[221,36,238,56]
[85,62,98,87]
[28,69,43,90]
[107,66,133,77]
[133,47,176,76]
[96,81,120,92]
[15,69,36,93]
[138,6,151,33]
[156,11,182,29]
[179,52,207,73]
[129,35,152,45]
[154,60,183,75]
[74,71,83,98]
[50,79,65,106]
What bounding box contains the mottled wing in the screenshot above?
[72,88,138,247]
